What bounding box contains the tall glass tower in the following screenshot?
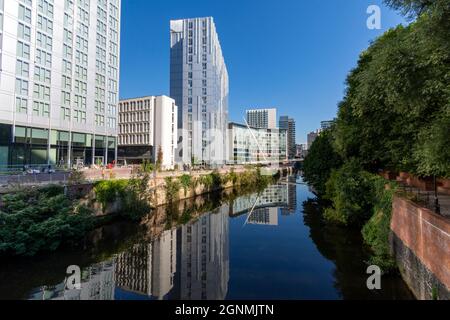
[170,17,229,166]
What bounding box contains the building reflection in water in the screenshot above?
[28,183,295,300]
[231,183,296,226]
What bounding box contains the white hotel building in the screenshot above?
[170,17,229,166]
[0,0,121,169]
[118,96,177,170]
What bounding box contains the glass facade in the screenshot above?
[0,124,116,170]
[228,123,288,165]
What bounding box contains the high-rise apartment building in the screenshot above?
[246,108,277,129]
[118,96,178,170]
[170,17,229,166]
[307,130,320,150]
[279,116,296,159]
[321,119,336,130]
[0,0,121,169]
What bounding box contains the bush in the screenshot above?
[165,177,181,203]
[362,178,397,271]
[324,160,375,226]
[94,180,128,210]
[180,174,192,196]
[0,186,94,257]
[303,130,342,195]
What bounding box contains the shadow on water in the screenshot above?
[302,198,415,300]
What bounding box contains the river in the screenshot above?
[0,175,414,300]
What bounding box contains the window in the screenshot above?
[16,60,29,77]
[33,101,50,117]
[38,0,54,19]
[60,107,70,121]
[36,32,53,51]
[15,78,28,96]
[18,23,31,41]
[34,66,51,84]
[33,83,50,101]
[16,97,27,113]
[17,42,30,60]
[37,15,53,34]
[61,91,71,106]
[18,5,32,24]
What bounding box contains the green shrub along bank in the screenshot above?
[302,0,449,272]
[362,178,398,270]
[324,160,376,227]
[0,185,95,257]
[94,172,152,220]
[164,169,277,203]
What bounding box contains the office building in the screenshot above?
[246,108,277,129]
[321,119,336,130]
[279,116,296,159]
[228,122,288,165]
[118,96,177,169]
[170,17,229,166]
[307,130,320,150]
[0,0,121,169]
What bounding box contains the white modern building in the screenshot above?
[246,108,277,129]
[228,122,288,165]
[118,96,177,170]
[170,17,229,167]
[0,0,121,169]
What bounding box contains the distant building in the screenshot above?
[246,108,277,129]
[296,144,308,159]
[279,116,296,159]
[118,96,177,169]
[228,122,287,165]
[321,119,336,130]
[170,17,229,166]
[307,130,320,150]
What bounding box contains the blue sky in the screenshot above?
[119,0,405,143]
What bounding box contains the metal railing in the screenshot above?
[397,184,448,217]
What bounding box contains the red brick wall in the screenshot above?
[391,196,450,299]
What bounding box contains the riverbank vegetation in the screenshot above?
[303,0,449,272]
[94,172,152,220]
[0,185,95,257]
[164,168,278,203]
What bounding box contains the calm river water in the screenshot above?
[0,175,414,300]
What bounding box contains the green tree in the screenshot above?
[303,129,342,195]
[383,0,439,19]
[413,113,450,177]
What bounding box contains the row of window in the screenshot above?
[119,134,150,146]
[119,122,151,134]
[119,111,150,123]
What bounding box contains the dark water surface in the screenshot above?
[0,176,414,300]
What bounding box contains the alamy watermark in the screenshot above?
[366,265,382,290]
[367,5,382,30]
